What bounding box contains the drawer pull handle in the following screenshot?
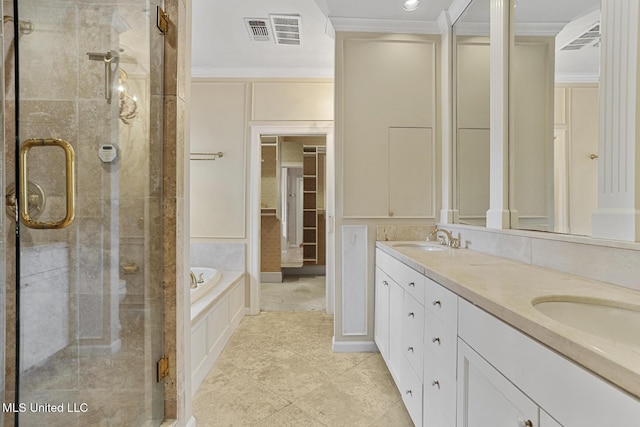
[405,390,412,397]
[408,312,415,318]
[383,280,388,286]
[517,419,533,427]
[432,337,441,345]
[433,300,441,307]
[409,282,415,287]
[432,380,440,389]
[407,346,414,353]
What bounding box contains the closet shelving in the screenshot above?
[302,146,318,264]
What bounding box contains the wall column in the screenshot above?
[591,0,640,242]
[486,0,512,228]
[439,11,458,224]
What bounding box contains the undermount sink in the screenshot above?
[392,243,447,251]
[533,297,640,348]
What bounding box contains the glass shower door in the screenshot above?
[9,1,164,426]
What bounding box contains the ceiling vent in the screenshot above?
[269,14,301,46]
[560,23,601,51]
[244,18,271,42]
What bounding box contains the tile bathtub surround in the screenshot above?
[192,311,412,427]
[190,243,246,271]
[376,225,436,242]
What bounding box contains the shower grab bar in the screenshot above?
[87,50,119,104]
[20,139,76,229]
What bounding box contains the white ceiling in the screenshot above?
[191,0,601,81]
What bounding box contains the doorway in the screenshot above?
[2,2,164,425]
[249,125,335,316]
[259,136,328,311]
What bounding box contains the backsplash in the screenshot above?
[190,243,246,271]
[376,225,436,242]
[439,224,640,292]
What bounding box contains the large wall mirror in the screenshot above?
[454,0,491,227]
[511,1,601,235]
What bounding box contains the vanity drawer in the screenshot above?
[399,357,424,427]
[424,310,457,376]
[377,250,425,304]
[402,293,425,379]
[424,357,456,427]
[425,278,458,330]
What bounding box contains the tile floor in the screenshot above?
[261,275,326,312]
[192,277,413,426]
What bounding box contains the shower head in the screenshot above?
[3,16,34,34]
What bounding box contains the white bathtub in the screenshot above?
[190,269,245,395]
[190,267,222,303]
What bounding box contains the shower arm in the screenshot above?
[87,50,120,104]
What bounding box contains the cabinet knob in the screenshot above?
[432,300,441,307]
[432,380,440,389]
[517,419,533,427]
[408,312,415,318]
[383,280,388,286]
[405,390,412,397]
[409,281,415,287]
[407,346,414,353]
[432,337,441,345]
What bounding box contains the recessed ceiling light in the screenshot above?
[403,0,420,12]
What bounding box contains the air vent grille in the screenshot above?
[561,23,601,51]
[270,14,301,46]
[244,18,271,42]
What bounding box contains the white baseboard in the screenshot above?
[331,337,379,353]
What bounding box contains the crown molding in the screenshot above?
[437,10,452,35]
[329,16,440,35]
[449,0,473,24]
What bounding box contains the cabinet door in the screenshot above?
[388,280,404,383]
[389,127,434,217]
[374,267,391,360]
[457,340,539,427]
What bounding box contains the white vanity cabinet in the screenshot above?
[374,267,391,360]
[458,298,640,427]
[423,280,458,427]
[457,339,539,427]
[375,249,426,426]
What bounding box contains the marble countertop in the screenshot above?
[376,241,640,399]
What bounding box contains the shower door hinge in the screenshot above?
[156,6,170,34]
[157,356,170,382]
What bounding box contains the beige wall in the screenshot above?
[335,32,441,345]
[190,79,333,240]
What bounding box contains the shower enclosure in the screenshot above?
[2,0,165,425]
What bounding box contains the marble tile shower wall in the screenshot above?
[190,243,246,271]
[2,0,166,425]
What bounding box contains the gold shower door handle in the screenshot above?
[20,138,76,229]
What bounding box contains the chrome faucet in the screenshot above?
[428,228,460,248]
[190,271,198,289]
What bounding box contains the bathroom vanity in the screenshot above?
[375,242,640,427]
